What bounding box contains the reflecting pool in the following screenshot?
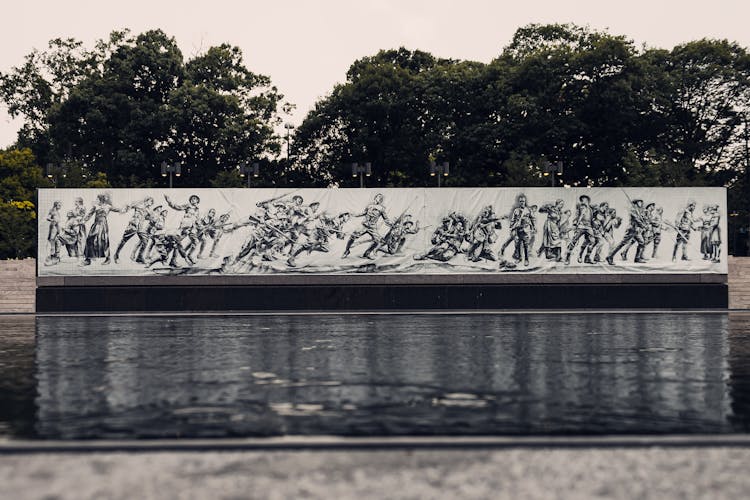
[1,312,750,439]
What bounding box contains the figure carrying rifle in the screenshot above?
[468,205,503,262]
[606,198,649,265]
[565,195,595,265]
[342,193,391,260]
[672,200,700,262]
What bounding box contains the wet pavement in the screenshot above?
[5,447,750,500]
[1,312,750,439]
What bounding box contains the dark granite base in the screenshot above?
[36,283,728,312]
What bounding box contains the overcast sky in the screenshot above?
[1,0,748,148]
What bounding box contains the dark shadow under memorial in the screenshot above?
[36,274,728,312]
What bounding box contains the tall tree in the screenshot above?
[293,48,496,187]
[1,30,284,187]
[167,44,282,185]
[659,39,750,185]
[293,24,750,192]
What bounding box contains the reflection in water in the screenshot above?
[0,316,36,437]
[1,313,749,438]
[27,313,743,439]
[729,314,750,431]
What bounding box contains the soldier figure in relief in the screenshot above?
[73,197,87,256]
[707,204,721,263]
[379,214,420,256]
[672,200,698,262]
[342,193,391,259]
[165,194,201,261]
[113,196,155,264]
[416,214,463,262]
[58,211,83,258]
[467,205,502,262]
[564,195,594,265]
[508,194,536,267]
[287,212,350,266]
[537,199,567,261]
[606,199,648,265]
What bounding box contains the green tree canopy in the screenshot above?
[0,30,284,187]
[0,148,47,202]
[292,24,750,192]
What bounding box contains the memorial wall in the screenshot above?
[37,187,728,277]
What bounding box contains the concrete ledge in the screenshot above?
[2,434,750,453]
[36,273,728,287]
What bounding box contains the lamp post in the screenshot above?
[45,163,67,188]
[239,161,260,188]
[351,162,372,188]
[429,160,450,187]
[543,160,563,187]
[160,161,182,188]
[284,123,295,160]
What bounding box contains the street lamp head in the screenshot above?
[174,163,182,177]
[160,162,168,177]
[252,162,260,177]
[365,162,372,177]
[442,162,450,176]
[351,162,359,177]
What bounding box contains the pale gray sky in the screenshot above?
[1,0,748,148]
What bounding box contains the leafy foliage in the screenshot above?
[0,148,48,202]
[1,30,284,187]
[293,24,750,196]
[0,200,36,259]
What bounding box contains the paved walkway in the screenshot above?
[1,447,749,499]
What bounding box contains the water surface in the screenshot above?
[1,312,750,439]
